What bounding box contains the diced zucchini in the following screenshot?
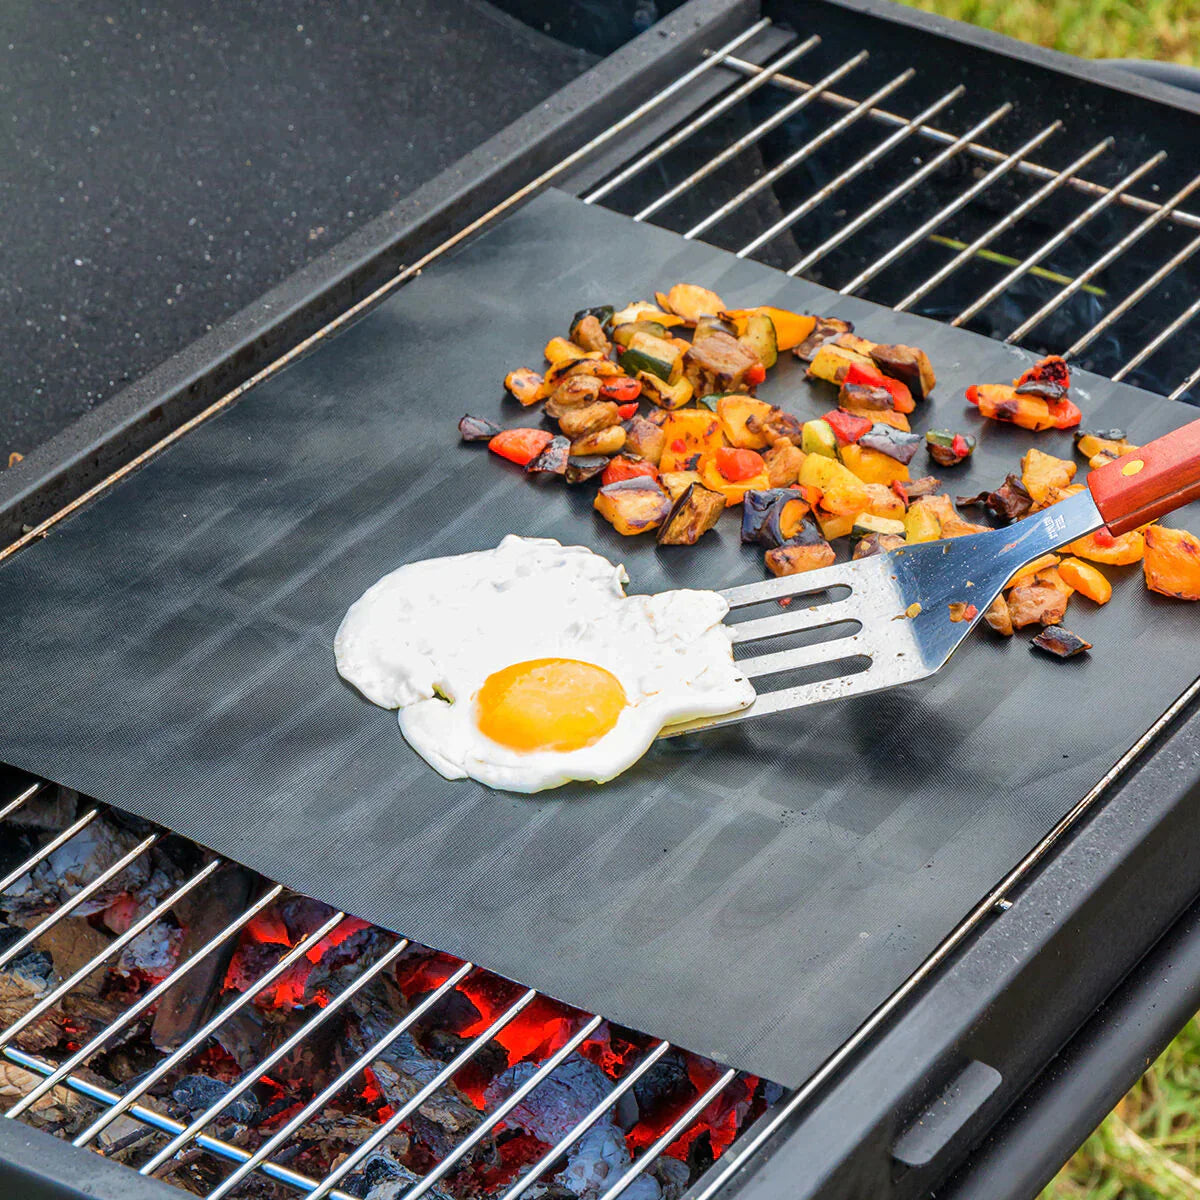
[636,371,693,410]
[801,418,838,460]
[612,319,669,348]
[622,331,682,383]
[739,313,778,369]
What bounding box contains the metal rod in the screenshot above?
[894,138,1114,313]
[403,1015,605,1200]
[74,908,348,1148]
[1006,170,1200,344]
[733,83,959,257]
[139,935,410,1174]
[951,152,1167,326]
[2,1046,359,1200]
[304,988,541,1200]
[0,860,221,1050]
[0,832,158,972]
[1068,231,1200,360]
[5,883,285,1118]
[788,103,1013,277]
[1113,294,1200,382]
[686,64,910,243]
[501,1040,674,1200]
[0,781,42,823]
[634,48,867,223]
[600,1070,738,1200]
[716,52,1200,233]
[206,961,479,1200]
[838,121,1062,296]
[1168,361,1200,401]
[584,36,820,205]
[0,807,98,896]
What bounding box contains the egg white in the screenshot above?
[334,535,754,792]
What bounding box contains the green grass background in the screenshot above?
[892,4,1200,1195]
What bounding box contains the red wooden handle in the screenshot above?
[1088,417,1200,535]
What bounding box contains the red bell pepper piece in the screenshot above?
[615,402,639,420]
[669,438,687,455]
[488,428,553,466]
[843,362,913,412]
[744,363,767,387]
[823,409,872,445]
[1049,398,1082,429]
[715,446,766,482]
[878,375,915,413]
[601,456,659,486]
[951,434,971,459]
[962,604,978,621]
[965,385,980,406]
[600,376,642,404]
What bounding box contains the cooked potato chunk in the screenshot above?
[558,401,621,439]
[544,374,601,416]
[594,478,672,535]
[570,425,626,457]
[1021,448,1077,506]
[765,539,836,576]
[717,394,775,449]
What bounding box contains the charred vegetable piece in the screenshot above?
[838,381,896,413]
[860,423,922,465]
[801,418,839,460]
[869,343,935,402]
[1031,627,1091,658]
[717,394,775,449]
[525,435,570,476]
[947,602,978,623]
[1005,553,1061,590]
[984,595,1014,637]
[459,414,503,442]
[1047,398,1082,430]
[636,372,693,411]
[570,425,627,457]
[792,316,854,361]
[741,489,811,547]
[765,525,837,577]
[558,401,621,440]
[808,341,873,386]
[1058,557,1112,604]
[852,512,906,539]
[1067,527,1145,566]
[914,494,988,538]
[693,314,740,342]
[724,306,816,352]
[1143,525,1200,600]
[747,407,804,447]
[764,440,805,487]
[544,337,585,364]
[657,283,726,325]
[843,362,915,413]
[799,454,870,515]
[840,444,910,487]
[966,384,1058,431]
[684,331,762,397]
[544,375,602,417]
[657,482,726,546]
[489,428,554,466]
[594,476,672,536]
[659,410,724,473]
[543,351,607,390]
[573,315,611,353]
[565,455,611,484]
[823,409,873,445]
[1014,355,1070,403]
[624,416,667,465]
[621,331,682,383]
[700,453,771,507]
[739,313,778,369]
[853,532,905,559]
[599,376,641,404]
[896,475,941,502]
[1021,448,1077,506]
[660,470,705,501]
[925,429,976,467]
[570,305,614,340]
[959,474,1033,524]
[1008,580,1070,628]
[601,455,659,486]
[504,367,545,406]
[611,301,683,329]
[612,319,669,348]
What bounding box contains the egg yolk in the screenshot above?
[475,658,627,753]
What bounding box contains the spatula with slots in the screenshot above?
[663,417,1200,736]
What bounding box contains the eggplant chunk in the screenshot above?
[660,470,704,501]
[525,435,570,476]
[683,331,761,397]
[504,368,544,406]
[792,316,854,362]
[764,440,805,487]
[853,532,905,560]
[624,416,667,465]
[565,455,611,484]
[657,483,725,546]
[1007,581,1070,628]
[594,477,672,535]
[459,414,502,442]
[765,537,836,577]
[838,381,894,412]
[740,489,811,548]
[859,423,922,464]
[571,425,627,457]
[558,401,621,439]
[1031,627,1091,658]
[869,343,936,401]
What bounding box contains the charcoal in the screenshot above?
[686,1130,715,1178]
[633,1053,691,1116]
[118,922,182,978]
[171,1074,259,1124]
[303,926,395,1001]
[279,896,339,941]
[6,786,78,831]
[486,1056,613,1144]
[410,985,481,1036]
[652,1156,690,1200]
[563,1123,660,1200]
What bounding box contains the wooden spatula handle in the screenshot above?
[1088,417,1200,535]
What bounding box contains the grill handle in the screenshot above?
[1088,417,1200,535]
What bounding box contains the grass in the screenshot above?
[893,0,1200,65]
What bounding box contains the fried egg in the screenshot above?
[334,535,754,792]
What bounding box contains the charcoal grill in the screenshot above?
[2,1,1200,1198]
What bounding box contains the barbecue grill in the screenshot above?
[2,2,1199,1198]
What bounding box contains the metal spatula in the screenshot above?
[665,417,1200,736]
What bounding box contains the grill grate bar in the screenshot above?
[0,807,98,896]
[1114,294,1200,383]
[1169,361,1200,402]
[838,120,1063,296]
[893,137,1115,313]
[0,782,42,823]
[716,52,1200,233]
[634,48,870,224]
[787,102,1014,277]
[951,152,1167,327]
[1005,170,1200,344]
[583,35,820,206]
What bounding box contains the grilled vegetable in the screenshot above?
[1021,448,1077,506]
[544,337,585,365]
[717,395,775,449]
[1008,580,1070,628]
[748,407,804,446]
[612,319,669,348]
[659,410,724,473]
[913,494,988,538]
[599,376,641,404]
[544,375,602,417]
[610,301,683,329]
[1067,527,1145,566]
[808,341,873,386]
[815,510,855,540]
[799,454,870,515]
[504,367,545,406]
[741,489,811,547]
[1014,355,1070,403]
[984,595,1014,636]
[860,423,922,465]
[621,331,682,383]
[683,332,762,397]
[601,455,659,486]
[657,283,726,325]
[658,482,725,546]
[853,532,905,559]
[570,425,627,457]
[840,444,910,487]
[765,522,836,576]
[861,483,906,521]
[1076,429,1139,469]
[1058,557,1112,604]
[544,351,608,390]
[925,430,975,467]
[1143,525,1200,600]
[565,455,611,484]
[660,469,705,501]
[700,450,771,506]
[801,418,839,460]
[967,384,1058,431]
[823,409,873,446]
[852,512,905,538]
[570,306,614,344]
[558,401,622,439]
[459,414,503,442]
[724,306,816,352]
[1031,627,1091,658]
[489,428,554,466]
[525,435,571,476]
[904,502,941,544]
[896,475,941,502]
[958,474,1033,524]
[792,316,853,361]
[636,372,693,410]
[624,416,666,465]
[764,440,805,487]
[739,313,778,369]
[594,477,672,535]
[1005,553,1061,590]
[843,362,915,413]
[838,382,896,413]
[870,343,936,402]
[693,314,740,342]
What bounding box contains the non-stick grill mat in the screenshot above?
[2,190,1197,1086]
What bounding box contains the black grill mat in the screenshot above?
[1,190,1197,1087]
